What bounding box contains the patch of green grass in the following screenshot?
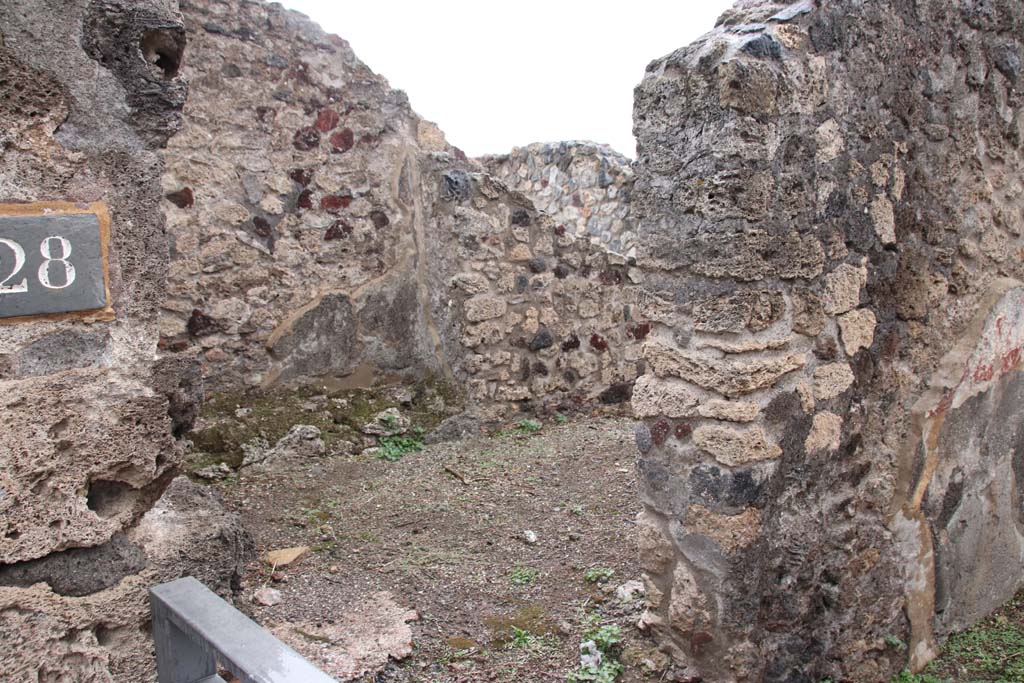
[903,588,1024,683]
[583,567,615,584]
[554,412,568,425]
[943,620,1024,680]
[509,565,538,586]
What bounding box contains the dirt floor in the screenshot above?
[202,415,670,683]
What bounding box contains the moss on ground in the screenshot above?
[185,375,463,473]
[894,589,1024,682]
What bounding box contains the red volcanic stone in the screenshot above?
[627,322,652,341]
[314,108,340,132]
[454,147,468,162]
[651,419,671,446]
[324,220,353,240]
[561,332,580,351]
[589,333,609,352]
[599,269,623,286]
[293,127,321,151]
[329,128,355,153]
[369,211,390,228]
[289,168,313,186]
[554,225,566,236]
[165,187,194,208]
[320,195,352,213]
[674,423,693,440]
[296,189,313,210]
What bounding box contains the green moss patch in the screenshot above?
[185,375,463,474]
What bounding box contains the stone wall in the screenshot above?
[161,2,646,422]
[481,141,636,258]
[427,167,646,422]
[631,1,1024,681]
[160,0,458,391]
[0,2,246,681]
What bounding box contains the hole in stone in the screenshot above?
[0,533,147,596]
[86,479,136,519]
[94,624,115,647]
[6,529,21,540]
[140,29,185,79]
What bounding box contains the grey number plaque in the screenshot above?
[0,204,111,320]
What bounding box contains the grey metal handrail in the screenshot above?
[150,576,335,683]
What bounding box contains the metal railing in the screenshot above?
[150,576,335,683]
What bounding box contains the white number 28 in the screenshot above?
[0,235,77,293]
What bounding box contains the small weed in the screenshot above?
[554,412,568,425]
[505,626,559,652]
[379,413,399,428]
[509,565,538,586]
[436,646,472,666]
[508,626,534,649]
[567,660,622,683]
[357,530,378,543]
[517,419,542,433]
[299,505,334,536]
[378,434,424,461]
[570,504,585,516]
[586,624,623,651]
[492,419,542,438]
[583,567,615,584]
[567,618,624,683]
[885,635,908,652]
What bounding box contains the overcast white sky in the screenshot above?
[278,1,735,158]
